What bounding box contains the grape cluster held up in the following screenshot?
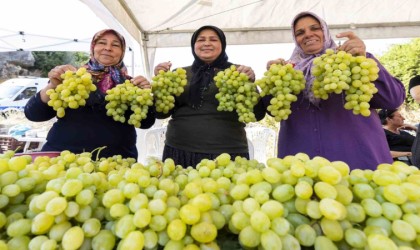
[255,63,306,122]
[214,65,260,123]
[105,80,154,127]
[311,49,379,117]
[46,67,96,118]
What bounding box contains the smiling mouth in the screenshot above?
[304,39,318,46]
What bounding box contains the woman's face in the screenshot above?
[294,16,324,55]
[93,33,123,66]
[388,111,405,127]
[194,29,222,64]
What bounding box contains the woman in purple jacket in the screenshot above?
[266,11,405,170]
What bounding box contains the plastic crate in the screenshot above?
[0,135,35,153]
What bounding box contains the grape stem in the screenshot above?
[14,146,22,153]
[90,146,107,161]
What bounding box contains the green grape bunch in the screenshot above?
[46,67,96,118]
[214,65,260,123]
[311,49,353,99]
[255,63,306,122]
[105,80,154,127]
[344,54,379,117]
[151,68,187,114]
[312,49,379,117]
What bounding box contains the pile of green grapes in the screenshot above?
[1,148,420,249]
[312,49,379,117]
[214,65,260,123]
[46,67,96,118]
[151,68,187,114]
[105,80,154,127]
[255,63,306,121]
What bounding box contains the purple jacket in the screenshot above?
[276,54,405,170]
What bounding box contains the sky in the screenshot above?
[0,0,412,79]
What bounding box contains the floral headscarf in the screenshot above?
[85,29,131,93]
[189,25,232,109]
[289,11,337,105]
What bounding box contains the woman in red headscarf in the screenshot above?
[25,29,155,159]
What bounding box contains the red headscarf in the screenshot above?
[85,29,131,93]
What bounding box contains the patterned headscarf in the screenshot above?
[85,29,130,93]
[189,25,232,109]
[289,12,337,105]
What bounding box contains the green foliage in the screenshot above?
[30,51,89,77]
[379,38,420,109]
[73,52,90,66]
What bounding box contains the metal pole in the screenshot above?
[129,47,134,76]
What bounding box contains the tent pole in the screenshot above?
[130,47,134,76]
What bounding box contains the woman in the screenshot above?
[379,108,416,164]
[24,29,155,159]
[409,75,420,168]
[266,12,405,170]
[154,25,266,167]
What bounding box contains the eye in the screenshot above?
[295,30,304,37]
[311,26,322,31]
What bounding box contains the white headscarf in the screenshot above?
[289,11,337,105]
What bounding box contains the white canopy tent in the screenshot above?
[81,0,420,77]
[0,0,140,75]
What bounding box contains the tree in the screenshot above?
[30,51,89,77]
[379,38,420,108]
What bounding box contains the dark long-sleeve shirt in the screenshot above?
[384,129,415,152]
[25,90,155,159]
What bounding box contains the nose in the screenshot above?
[104,43,112,50]
[303,28,315,38]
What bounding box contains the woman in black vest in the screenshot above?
[153,25,266,168]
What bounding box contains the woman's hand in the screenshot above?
[47,64,77,87]
[336,31,366,56]
[266,58,287,70]
[237,65,256,82]
[399,124,418,131]
[40,64,76,103]
[154,61,172,75]
[391,150,412,158]
[132,75,151,89]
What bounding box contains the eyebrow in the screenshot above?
[295,24,322,33]
[97,38,121,43]
[197,35,219,39]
